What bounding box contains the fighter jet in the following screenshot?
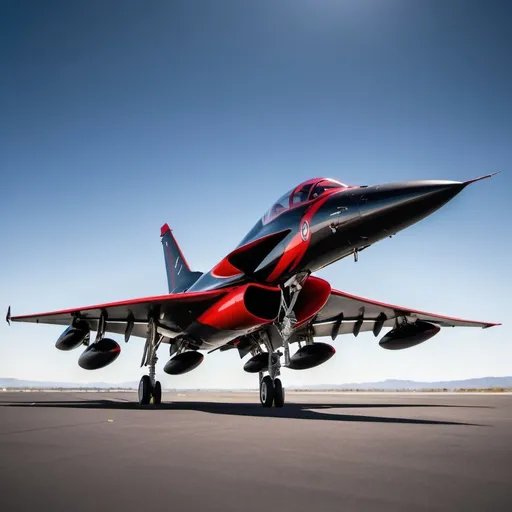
[6,173,501,407]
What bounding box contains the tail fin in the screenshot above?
[160,224,202,293]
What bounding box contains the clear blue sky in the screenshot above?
[1,0,510,387]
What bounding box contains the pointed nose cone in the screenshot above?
[388,180,466,210]
[357,180,468,233]
[411,180,467,197]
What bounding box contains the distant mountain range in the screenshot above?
[0,378,138,389]
[2,376,512,390]
[286,376,512,390]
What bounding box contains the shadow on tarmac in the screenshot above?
[0,398,488,426]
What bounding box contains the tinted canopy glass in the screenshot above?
[262,178,347,224]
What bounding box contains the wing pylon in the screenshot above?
[311,288,501,339]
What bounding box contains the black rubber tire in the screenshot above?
[152,381,162,405]
[273,378,285,408]
[260,375,275,407]
[138,375,151,405]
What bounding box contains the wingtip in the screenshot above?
[160,223,171,237]
[463,171,501,186]
[482,322,502,329]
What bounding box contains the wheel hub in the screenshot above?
[261,381,267,402]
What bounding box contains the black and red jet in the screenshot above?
[6,174,501,407]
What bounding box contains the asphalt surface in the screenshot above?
[0,391,511,512]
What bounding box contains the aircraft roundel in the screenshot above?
[301,220,310,241]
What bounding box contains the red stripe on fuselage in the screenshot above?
[267,192,336,282]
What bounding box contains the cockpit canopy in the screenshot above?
[262,178,348,224]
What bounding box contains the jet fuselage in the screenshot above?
[188,178,468,292]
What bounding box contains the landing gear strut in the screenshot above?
[138,317,162,405]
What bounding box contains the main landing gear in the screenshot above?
[138,317,162,405]
[259,374,285,408]
[138,375,162,405]
[255,330,288,408]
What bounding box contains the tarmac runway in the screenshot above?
[0,391,511,512]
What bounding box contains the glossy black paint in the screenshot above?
[55,323,90,351]
[243,352,279,373]
[287,342,336,370]
[164,351,204,375]
[78,338,121,369]
[161,224,203,293]
[295,181,466,275]
[188,179,469,292]
[8,174,498,369]
[185,322,238,349]
[379,320,440,350]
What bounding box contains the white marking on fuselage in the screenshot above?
[178,264,183,275]
[175,256,180,268]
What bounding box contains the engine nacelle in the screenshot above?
[164,351,204,375]
[292,276,331,329]
[186,283,281,347]
[287,342,335,370]
[379,320,440,350]
[78,338,121,370]
[56,322,90,351]
[243,352,279,373]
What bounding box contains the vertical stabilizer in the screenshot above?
[161,224,202,293]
